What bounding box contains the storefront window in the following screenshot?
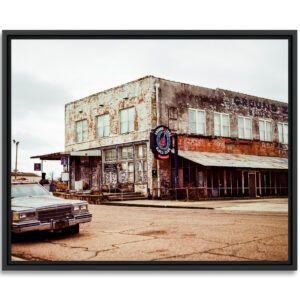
[135,144,147,183]
[104,149,116,162]
[120,146,133,160]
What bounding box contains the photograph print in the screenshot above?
[3,31,297,270]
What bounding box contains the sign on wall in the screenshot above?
[61,156,69,166]
[34,163,41,171]
[150,125,172,159]
[104,163,117,173]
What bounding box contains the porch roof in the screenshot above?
[31,149,101,160]
[177,150,288,170]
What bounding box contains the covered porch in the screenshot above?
[170,150,288,200]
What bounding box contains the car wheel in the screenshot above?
[63,224,79,235]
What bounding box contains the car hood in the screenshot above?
[11,196,86,211]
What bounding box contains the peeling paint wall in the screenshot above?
[156,78,288,143]
[177,135,288,158]
[65,76,156,151]
[65,76,157,193]
[65,75,289,195]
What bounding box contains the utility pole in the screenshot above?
[13,139,19,179]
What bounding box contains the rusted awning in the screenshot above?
[30,152,66,160]
[31,150,101,160]
[177,150,288,170]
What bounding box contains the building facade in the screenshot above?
[64,76,288,198]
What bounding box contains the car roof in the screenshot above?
[11,181,39,185]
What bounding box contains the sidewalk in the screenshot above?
[102,198,288,212]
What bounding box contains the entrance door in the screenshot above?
[249,173,256,197]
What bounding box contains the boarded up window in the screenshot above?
[169,107,178,120]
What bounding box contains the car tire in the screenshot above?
[63,224,79,235]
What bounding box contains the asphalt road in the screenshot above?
[11,200,288,262]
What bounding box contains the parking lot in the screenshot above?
[11,198,289,262]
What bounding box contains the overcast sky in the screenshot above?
[11,39,288,178]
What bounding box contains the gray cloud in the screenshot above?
[11,39,288,176]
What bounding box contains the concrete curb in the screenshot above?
[101,202,214,210]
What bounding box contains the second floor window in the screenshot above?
[278,123,288,144]
[120,107,135,134]
[238,116,252,139]
[76,120,87,142]
[96,114,110,138]
[214,112,230,137]
[259,119,272,141]
[189,109,205,134]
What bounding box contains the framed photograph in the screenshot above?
[2,30,297,270]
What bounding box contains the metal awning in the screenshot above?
[177,150,288,170]
[31,150,101,160]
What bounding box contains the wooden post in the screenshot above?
[204,170,208,197]
[258,172,262,195]
[224,169,227,196]
[242,171,244,195]
[230,170,233,196]
[274,172,277,195]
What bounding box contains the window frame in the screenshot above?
[96,114,110,138]
[277,122,288,144]
[214,112,230,137]
[119,107,135,134]
[237,116,253,140]
[188,108,206,135]
[75,119,88,143]
[259,119,273,142]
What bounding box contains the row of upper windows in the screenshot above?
[75,107,135,142]
[75,107,288,144]
[188,109,288,144]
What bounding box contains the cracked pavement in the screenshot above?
[11,200,288,262]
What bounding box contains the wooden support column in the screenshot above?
[258,172,262,195]
[224,169,227,196]
[204,170,208,197]
[242,171,245,195]
[230,170,233,196]
[274,172,277,195]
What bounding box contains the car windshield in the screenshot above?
[11,184,50,198]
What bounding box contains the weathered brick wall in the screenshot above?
[156,78,288,143]
[65,76,156,152]
[177,135,288,158]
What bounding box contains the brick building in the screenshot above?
[60,75,288,199]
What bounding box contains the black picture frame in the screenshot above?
[2,30,297,271]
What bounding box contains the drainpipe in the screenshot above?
[155,82,161,199]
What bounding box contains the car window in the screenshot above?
[12,185,50,198]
